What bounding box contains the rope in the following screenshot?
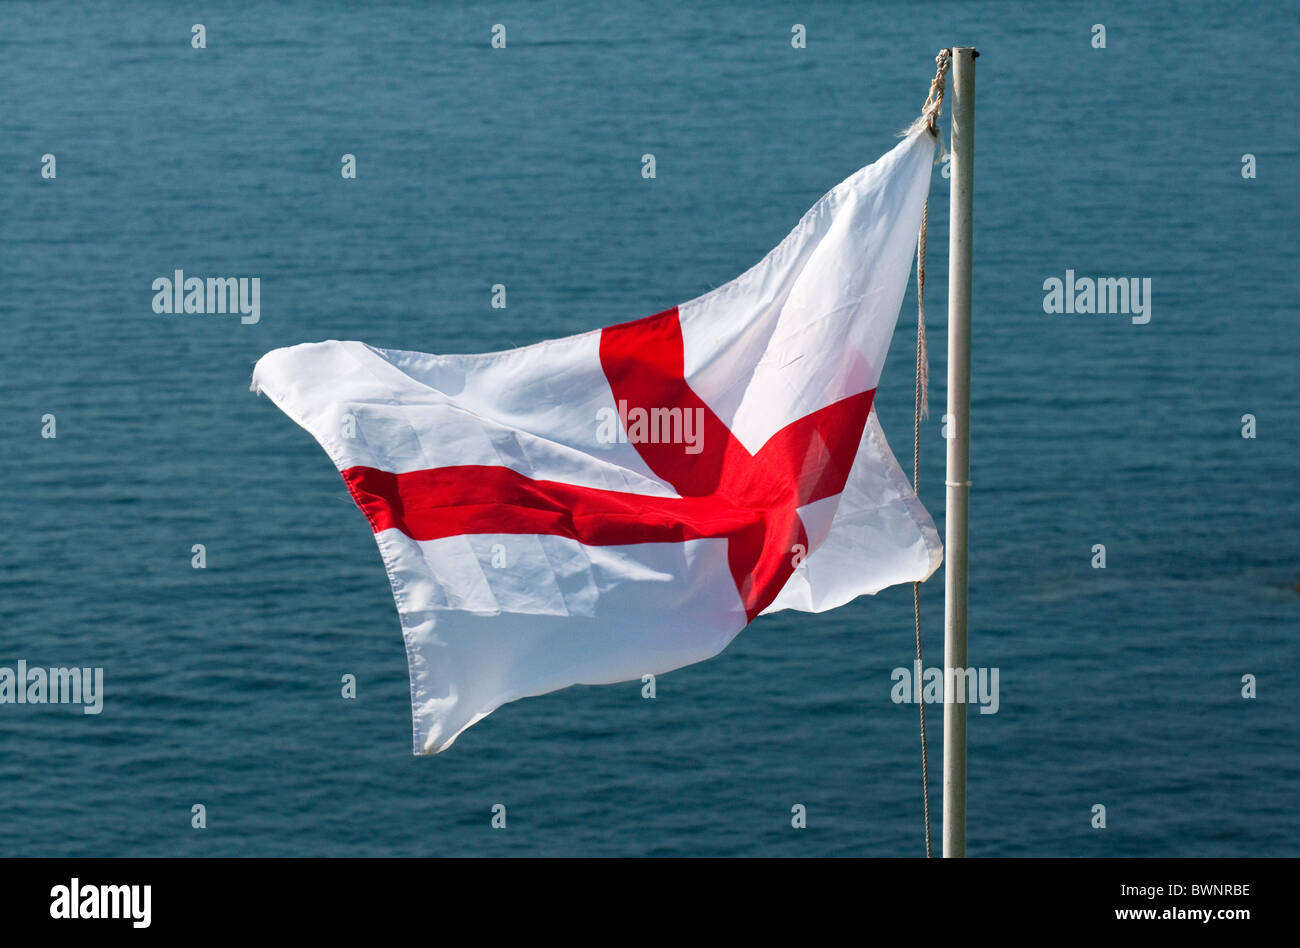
[921,48,952,137]
[912,47,950,860]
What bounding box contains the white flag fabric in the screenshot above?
[253,128,942,754]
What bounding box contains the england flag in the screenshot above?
[252,128,942,754]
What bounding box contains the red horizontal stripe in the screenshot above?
[339,307,875,621]
[341,464,764,546]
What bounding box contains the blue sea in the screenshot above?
[1,1,1296,857]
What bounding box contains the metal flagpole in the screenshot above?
[943,45,976,858]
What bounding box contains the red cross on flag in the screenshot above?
[253,129,942,754]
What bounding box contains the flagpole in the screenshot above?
[942,45,976,858]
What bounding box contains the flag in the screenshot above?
[252,128,942,754]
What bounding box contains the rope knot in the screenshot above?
[921,48,953,136]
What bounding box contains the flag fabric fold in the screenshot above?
[252,128,942,754]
